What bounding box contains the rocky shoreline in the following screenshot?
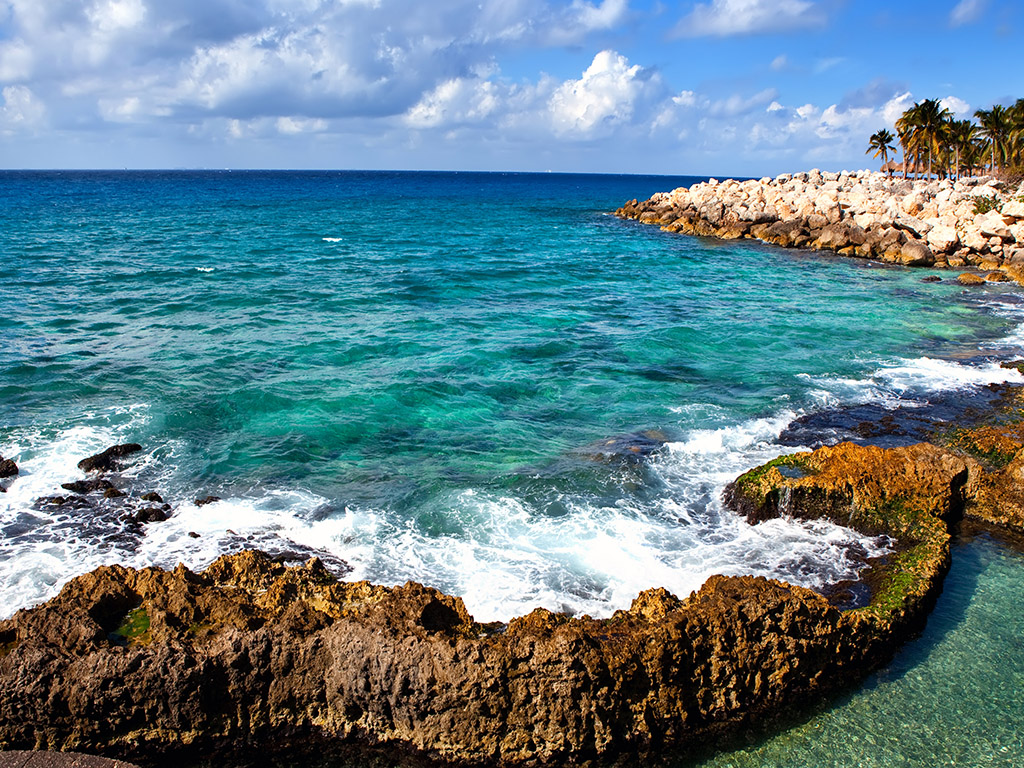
[4,395,1024,766]
[616,171,1024,280]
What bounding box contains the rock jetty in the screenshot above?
[616,170,1024,278]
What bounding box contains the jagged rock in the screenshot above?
[140,492,163,503]
[77,444,143,474]
[61,479,116,495]
[0,456,18,479]
[194,495,221,507]
[986,271,1011,282]
[0,545,938,767]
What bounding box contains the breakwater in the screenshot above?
[617,171,1024,280]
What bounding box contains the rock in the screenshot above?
[985,271,1011,283]
[130,507,168,524]
[0,456,18,479]
[899,241,935,267]
[976,211,1012,239]
[77,444,143,474]
[0,546,932,767]
[141,492,163,503]
[194,495,221,506]
[1002,200,1024,219]
[921,275,942,283]
[0,751,141,768]
[956,273,986,285]
[927,224,959,254]
[61,479,116,495]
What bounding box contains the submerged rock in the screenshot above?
[77,444,143,474]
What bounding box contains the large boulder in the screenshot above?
[899,241,935,267]
[927,224,959,254]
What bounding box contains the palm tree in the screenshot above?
[867,128,896,176]
[913,98,952,179]
[975,105,1011,173]
[948,120,978,180]
[895,105,921,179]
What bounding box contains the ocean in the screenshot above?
[2,170,1023,765]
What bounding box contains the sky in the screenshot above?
[0,0,1020,175]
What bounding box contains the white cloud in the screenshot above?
[673,0,824,38]
[548,50,657,137]
[276,116,327,134]
[405,78,500,128]
[770,54,788,71]
[87,0,147,33]
[950,0,987,27]
[545,0,630,44]
[941,95,971,116]
[0,85,46,132]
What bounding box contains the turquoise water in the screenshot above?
[693,531,1024,768]
[2,171,1024,623]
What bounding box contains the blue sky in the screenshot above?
[0,0,1019,175]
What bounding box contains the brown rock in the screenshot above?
[956,272,986,285]
[898,241,935,267]
[0,457,18,479]
[985,271,1011,282]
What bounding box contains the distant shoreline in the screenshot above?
[616,170,1024,284]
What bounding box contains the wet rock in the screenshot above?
[921,275,942,283]
[77,444,143,473]
[194,495,221,506]
[129,507,168,524]
[61,479,116,495]
[986,271,1012,282]
[956,272,986,286]
[0,456,18,479]
[140,492,163,503]
[103,487,126,499]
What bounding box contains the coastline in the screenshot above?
[5,170,1024,767]
[615,170,1024,281]
[4,385,1024,766]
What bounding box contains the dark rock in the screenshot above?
[61,479,116,495]
[140,492,163,503]
[921,275,942,283]
[103,488,126,499]
[0,457,18,479]
[188,531,200,538]
[194,496,221,507]
[132,507,168,524]
[77,444,143,474]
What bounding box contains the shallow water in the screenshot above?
[2,170,1024,623]
[690,530,1024,768]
